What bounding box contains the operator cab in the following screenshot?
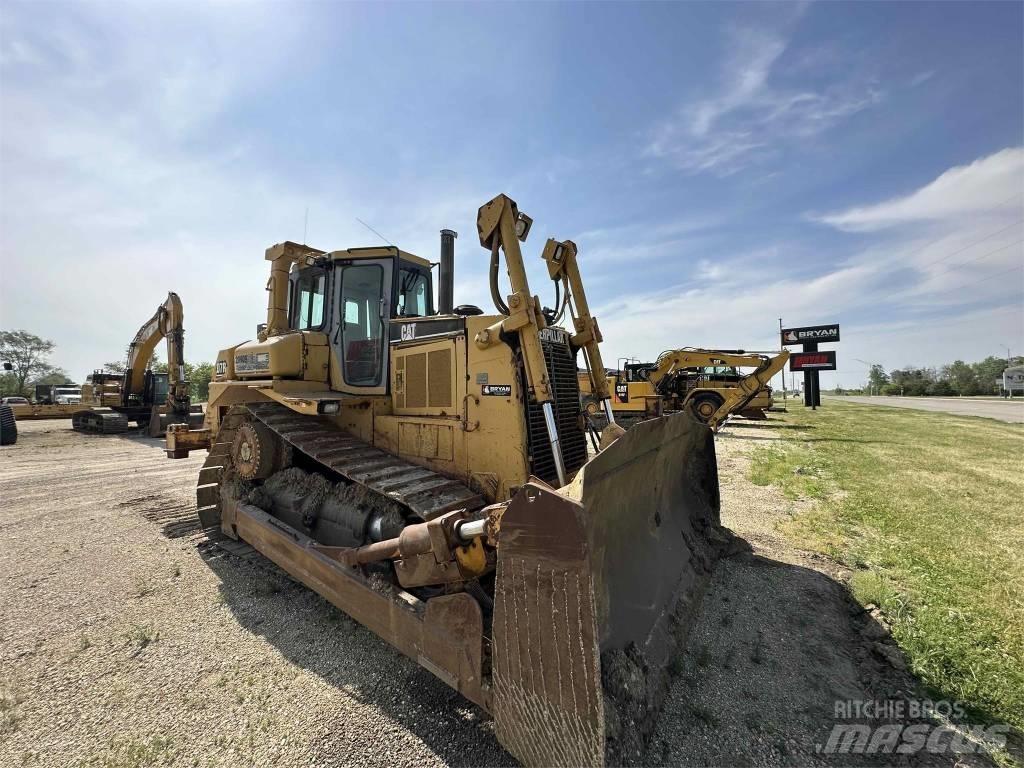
[286,247,435,391]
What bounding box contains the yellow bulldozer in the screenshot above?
[166,194,731,765]
[583,348,789,431]
[73,292,202,434]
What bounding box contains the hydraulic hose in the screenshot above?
[489,239,510,315]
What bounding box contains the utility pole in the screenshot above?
[1001,345,1012,397]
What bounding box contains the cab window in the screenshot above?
[291,271,326,330]
[397,267,429,317]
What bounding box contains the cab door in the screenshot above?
[332,258,393,396]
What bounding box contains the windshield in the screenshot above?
[397,267,429,317]
[291,269,326,330]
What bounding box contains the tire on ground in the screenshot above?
[687,392,725,424]
[0,405,17,446]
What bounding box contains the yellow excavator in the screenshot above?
[585,348,790,431]
[73,292,201,434]
[165,194,731,766]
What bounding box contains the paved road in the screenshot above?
[831,395,1024,423]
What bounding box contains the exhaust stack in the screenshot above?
[439,229,456,315]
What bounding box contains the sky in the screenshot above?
[1,1,1022,390]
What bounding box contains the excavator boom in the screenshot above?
[73,292,201,434]
[650,348,790,430]
[599,347,789,431]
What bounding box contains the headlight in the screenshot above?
[514,212,533,241]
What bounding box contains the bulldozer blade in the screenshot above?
[492,412,727,766]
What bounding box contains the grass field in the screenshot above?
[749,401,1023,736]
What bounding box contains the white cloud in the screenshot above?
[688,28,787,137]
[646,25,882,176]
[910,70,935,87]
[0,4,486,381]
[591,150,1024,383]
[816,147,1024,232]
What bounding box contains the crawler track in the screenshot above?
[196,403,485,529]
[72,408,130,434]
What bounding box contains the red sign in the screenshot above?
[790,351,837,371]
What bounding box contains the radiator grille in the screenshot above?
[525,338,588,485]
[405,353,427,408]
[427,348,452,408]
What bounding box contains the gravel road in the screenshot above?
[832,395,1024,423]
[0,418,990,767]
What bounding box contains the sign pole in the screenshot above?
[782,323,839,411]
[779,318,787,408]
[805,341,817,409]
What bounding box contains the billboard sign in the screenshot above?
[781,324,840,346]
[790,351,837,372]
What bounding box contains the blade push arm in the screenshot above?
[540,238,616,425]
[474,194,552,403]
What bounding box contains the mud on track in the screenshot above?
[0,418,990,766]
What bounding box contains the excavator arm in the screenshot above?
[122,292,191,420]
[649,348,790,430]
[701,350,789,430]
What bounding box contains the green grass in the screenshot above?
[749,401,1023,733]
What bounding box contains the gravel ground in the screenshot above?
[0,417,992,767]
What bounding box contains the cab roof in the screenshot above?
[265,241,431,270]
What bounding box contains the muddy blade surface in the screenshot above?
[492,413,724,767]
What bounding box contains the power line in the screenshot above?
[927,236,1024,279]
[923,263,1024,300]
[895,190,1023,265]
[916,217,1023,269]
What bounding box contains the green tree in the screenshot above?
[942,360,979,395]
[889,367,935,396]
[867,364,889,394]
[31,369,73,386]
[190,362,214,403]
[151,359,213,402]
[0,330,58,396]
[971,356,1014,395]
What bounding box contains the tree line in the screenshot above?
[1,329,214,402]
[858,355,1023,397]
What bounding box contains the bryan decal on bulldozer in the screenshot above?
[166,194,734,766]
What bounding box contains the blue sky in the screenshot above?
[1,1,1022,389]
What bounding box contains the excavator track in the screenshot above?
[72,408,130,434]
[196,403,485,530]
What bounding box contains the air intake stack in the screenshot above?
[439,229,456,315]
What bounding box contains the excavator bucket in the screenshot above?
[492,412,728,766]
